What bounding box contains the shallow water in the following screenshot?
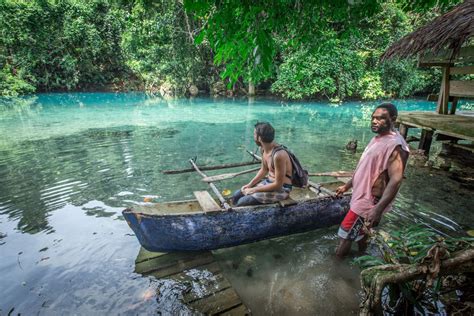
[0,93,472,315]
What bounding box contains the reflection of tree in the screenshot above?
[1,122,252,234]
[0,125,183,233]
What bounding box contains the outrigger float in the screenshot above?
[123,151,352,252]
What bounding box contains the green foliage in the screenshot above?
[121,1,211,95]
[0,0,126,92]
[184,0,382,87]
[353,224,474,269]
[0,0,464,98]
[0,64,36,96]
[271,40,365,100]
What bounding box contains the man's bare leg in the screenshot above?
[336,238,352,259]
[357,235,369,255]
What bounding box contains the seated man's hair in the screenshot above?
[254,121,275,143]
[376,103,398,119]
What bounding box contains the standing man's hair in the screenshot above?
[376,103,398,119]
[254,122,275,143]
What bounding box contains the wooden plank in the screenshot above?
[194,191,221,212]
[450,80,474,98]
[182,276,232,303]
[135,247,168,264]
[440,141,474,153]
[148,253,216,278]
[133,248,251,314]
[279,197,298,207]
[135,251,214,275]
[397,111,474,141]
[218,304,251,315]
[450,66,474,75]
[189,287,243,315]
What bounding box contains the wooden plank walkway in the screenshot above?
[397,111,474,156]
[398,111,474,141]
[135,248,251,315]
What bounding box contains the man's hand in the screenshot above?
[242,187,257,195]
[366,209,382,227]
[241,184,251,192]
[335,184,349,196]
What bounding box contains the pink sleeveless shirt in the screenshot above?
[350,131,409,219]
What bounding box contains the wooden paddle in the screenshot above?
[202,167,261,182]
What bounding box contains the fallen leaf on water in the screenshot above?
[222,189,231,196]
[466,230,474,237]
[143,197,152,202]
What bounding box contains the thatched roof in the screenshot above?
[381,0,474,61]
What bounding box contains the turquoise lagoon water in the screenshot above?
[0,93,473,315]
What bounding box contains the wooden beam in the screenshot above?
[449,80,474,98]
[419,46,474,67]
[450,66,474,75]
[427,94,455,102]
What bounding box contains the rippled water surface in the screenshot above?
[0,93,472,315]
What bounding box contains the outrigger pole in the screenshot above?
[189,158,231,210]
[162,160,260,174]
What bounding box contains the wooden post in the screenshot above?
[449,97,459,115]
[398,123,408,139]
[442,66,451,114]
[419,129,434,156]
[436,70,445,114]
[436,66,451,114]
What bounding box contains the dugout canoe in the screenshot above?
[123,185,350,252]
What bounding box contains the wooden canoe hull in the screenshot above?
[122,195,350,252]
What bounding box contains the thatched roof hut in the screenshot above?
[381,0,474,61]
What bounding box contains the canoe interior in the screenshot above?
[129,180,347,216]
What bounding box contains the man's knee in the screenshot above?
[236,195,261,207]
[232,189,243,205]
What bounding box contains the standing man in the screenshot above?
[232,122,293,206]
[335,103,409,258]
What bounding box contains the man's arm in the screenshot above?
[336,179,353,196]
[242,159,268,190]
[244,151,287,194]
[367,146,405,225]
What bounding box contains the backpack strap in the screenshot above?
[271,145,292,179]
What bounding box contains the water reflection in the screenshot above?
[0,94,472,314]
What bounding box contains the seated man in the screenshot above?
[232,122,293,206]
